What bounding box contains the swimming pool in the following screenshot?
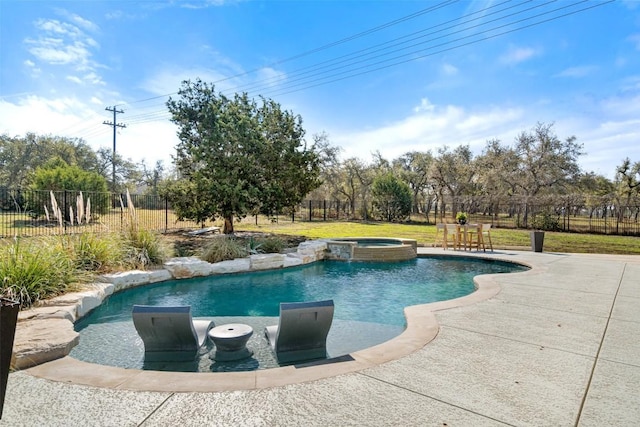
[71,257,527,372]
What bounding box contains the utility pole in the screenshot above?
[103,106,126,192]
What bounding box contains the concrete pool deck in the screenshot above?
[2,249,639,426]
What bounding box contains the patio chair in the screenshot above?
[433,223,445,247]
[264,299,334,364]
[466,223,483,251]
[132,305,214,362]
[481,223,494,252]
[443,223,460,250]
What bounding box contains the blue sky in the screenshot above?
[1,0,638,179]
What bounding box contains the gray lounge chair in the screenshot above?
[132,305,214,362]
[264,299,334,364]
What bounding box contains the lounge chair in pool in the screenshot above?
[264,299,334,364]
[132,305,214,362]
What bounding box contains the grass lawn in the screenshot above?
[234,220,640,255]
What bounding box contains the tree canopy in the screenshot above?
[371,173,412,221]
[165,79,322,233]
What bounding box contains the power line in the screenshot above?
[115,0,460,108]
[71,0,613,146]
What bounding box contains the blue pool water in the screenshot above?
[71,257,527,372]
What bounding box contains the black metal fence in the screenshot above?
[297,197,640,236]
[2,188,640,238]
[0,189,213,238]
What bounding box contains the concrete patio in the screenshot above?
[1,249,638,426]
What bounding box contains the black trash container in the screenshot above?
[0,298,19,419]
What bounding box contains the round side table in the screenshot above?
[208,323,253,361]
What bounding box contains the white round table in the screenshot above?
[208,323,254,361]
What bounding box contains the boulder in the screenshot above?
[250,253,286,271]
[209,258,251,275]
[101,270,153,291]
[297,241,327,263]
[283,254,304,268]
[164,257,214,279]
[11,318,79,370]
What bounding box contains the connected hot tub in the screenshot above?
[324,237,418,262]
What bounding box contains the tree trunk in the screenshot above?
[223,216,234,234]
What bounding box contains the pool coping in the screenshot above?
[23,250,535,392]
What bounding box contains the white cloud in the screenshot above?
[0,95,178,167]
[319,91,639,180]
[25,13,103,85]
[34,19,82,38]
[67,13,100,32]
[28,40,91,65]
[83,72,105,86]
[555,66,597,78]
[256,67,287,88]
[66,75,83,84]
[441,63,458,76]
[330,100,525,162]
[560,117,640,177]
[499,46,540,65]
[413,98,435,113]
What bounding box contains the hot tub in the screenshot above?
[325,237,417,262]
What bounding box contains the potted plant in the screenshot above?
[0,298,19,419]
[455,212,468,225]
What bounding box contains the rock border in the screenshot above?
[11,240,328,370]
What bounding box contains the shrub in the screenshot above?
[68,233,124,273]
[124,228,169,269]
[0,238,78,308]
[255,236,285,254]
[371,173,412,222]
[200,236,248,263]
[531,211,562,231]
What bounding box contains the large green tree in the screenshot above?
[512,122,583,197]
[0,133,99,188]
[430,145,476,221]
[166,79,321,233]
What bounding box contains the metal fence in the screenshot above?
[2,188,640,238]
[0,189,212,238]
[297,197,640,236]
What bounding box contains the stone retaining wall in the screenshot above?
[11,240,328,370]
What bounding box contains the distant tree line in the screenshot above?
[2,87,639,231]
[309,123,640,224]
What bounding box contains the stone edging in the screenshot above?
[11,240,328,370]
[22,250,535,392]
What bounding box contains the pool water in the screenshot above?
[71,257,526,372]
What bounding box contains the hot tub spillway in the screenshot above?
[325,238,417,262]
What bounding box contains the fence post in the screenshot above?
[323,200,327,221]
[164,197,169,233]
[309,200,312,222]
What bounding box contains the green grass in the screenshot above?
[234,220,640,255]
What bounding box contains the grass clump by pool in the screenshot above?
[200,235,287,263]
[0,230,169,308]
